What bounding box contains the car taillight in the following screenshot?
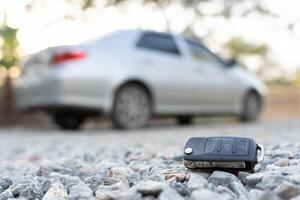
[51,51,86,65]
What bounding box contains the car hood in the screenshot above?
[231,66,268,96]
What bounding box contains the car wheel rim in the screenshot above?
[245,95,259,119]
[116,87,150,128]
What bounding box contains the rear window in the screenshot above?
[137,32,180,55]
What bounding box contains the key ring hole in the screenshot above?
[257,143,264,163]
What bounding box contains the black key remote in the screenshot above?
[183,137,264,170]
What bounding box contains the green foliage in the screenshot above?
[0,0,274,73]
[294,71,300,86]
[82,0,94,10]
[224,37,268,58]
[143,0,170,7]
[105,0,127,6]
[0,22,19,69]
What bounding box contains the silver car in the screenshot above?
[15,30,267,130]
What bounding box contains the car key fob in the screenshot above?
[183,137,264,170]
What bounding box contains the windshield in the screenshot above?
[185,38,226,66]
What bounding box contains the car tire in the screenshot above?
[239,91,261,122]
[112,83,152,129]
[176,116,193,125]
[53,114,85,130]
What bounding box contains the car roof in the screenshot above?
[91,29,203,44]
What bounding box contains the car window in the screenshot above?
[137,33,180,56]
[186,39,224,65]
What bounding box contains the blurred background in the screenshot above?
[0,0,299,127]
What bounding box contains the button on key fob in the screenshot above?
[183,137,264,170]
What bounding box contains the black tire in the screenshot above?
[112,83,152,129]
[53,114,85,130]
[240,91,261,122]
[176,116,193,125]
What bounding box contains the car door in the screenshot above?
[183,39,241,113]
[135,32,197,114]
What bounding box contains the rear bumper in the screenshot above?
[14,74,111,114]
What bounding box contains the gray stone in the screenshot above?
[104,178,121,186]
[95,181,129,200]
[103,191,141,200]
[147,174,164,182]
[287,175,300,184]
[207,183,217,191]
[264,165,282,172]
[0,189,14,200]
[133,181,167,197]
[68,182,94,200]
[128,173,142,187]
[257,191,281,200]
[268,150,292,159]
[42,183,67,200]
[190,189,232,200]
[254,163,265,172]
[172,156,183,162]
[188,173,207,191]
[52,167,74,176]
[256,175,285,190]
[84,175,105,192]
[83,152,96,163]
[0,178,12,193]
[289,159,300,166]
[230,181,250,200]
[208,171,239,188]
[275,181,300,199]
[274,159,290,167]
[291,194,300,200]
[293,152,300,159]
[36,177,51,194]
[208,171,249,200]
[170,182,190,197]
[96,189,139,200]
[109,167,132,183]
[158,187,184,200]
[142,196,156,200]
[239,172,263,187]
[216,185,237,199]
[49,173,80,191]
[10,176,44,200]
[249,189,264,199]
[280,166,300,176]
[37,167,54,178]
[238,171,250,182]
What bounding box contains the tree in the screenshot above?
[0,15,19,124]
[293,70,300,86]
[0,16,19,69]
[223,36,270,72]
[224,37,268,59]
[1,0,286,79]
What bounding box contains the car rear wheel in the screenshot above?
[112,83,152,129]
[53,114,85,130]
[240,91,261,122]
[176,116,193,125]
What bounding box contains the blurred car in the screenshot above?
[14,30,267,130]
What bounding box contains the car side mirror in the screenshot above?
[225,58,237,68]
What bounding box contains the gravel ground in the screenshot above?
[0,119,300,200]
